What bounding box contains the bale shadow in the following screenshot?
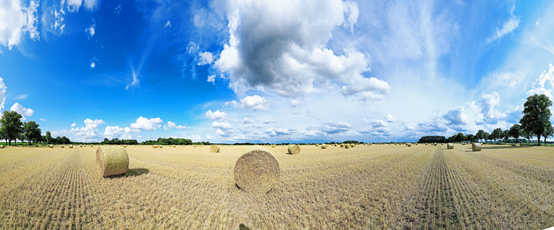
[125,168,150,177]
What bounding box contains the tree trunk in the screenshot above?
[545,135,547,146]
[538,134,541,146]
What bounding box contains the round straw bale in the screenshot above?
[321,144,327,149]
[345,144,350,149]
[472,143,482,151]
[0,145,4,148]
[123,145,127,148]
[96,146,129,177]
[287,145,301,155]
[61,145,65,148]
[69,145,73,148]
[350,144,355,148]
[210,145,220,153]
[49,144,53,148]
[511,143,516,147]
[447,143,454,149]
[234,146,280,193]
[407,144,411,147]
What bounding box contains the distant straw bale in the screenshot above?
[472,143,482,151]
[447,143,454,149]
[287,145,301,155]
[210,145,220,153]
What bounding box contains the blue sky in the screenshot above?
[1,0,554,143]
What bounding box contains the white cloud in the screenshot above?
[240,95,269,110]
[212,121,232,130]
[207,75,215,83]
[83,0,100,11]
[266,128,294,137]
[10,102,33,120]
[198,51,214,65]
[464,101,479,111]
[205,110,227,120]
[319,122,352,135]
[90,62,96,69]
[243,117,254,124]
[478,92,506,124]
[487,16,520,43]
[290,99,303,107]
[85,23,95,37]
[384,114,396,122]
[126,70,139,90]
[89,56,99,69]
[14,94,27,100]
[164,20,171,28]
[42,4,65,36]
[0,78,6,110]
[442,106,468,126]
[536,18,540,26]
[206,135,213,140]
[130,117,163,131]
[71,123,76,127]
[537,63,554,88]
[104,126,141,139]
[0,0,39,49]
[215,0,389,101]
[527,87,553,101]
[40,118,46,121]
[70,118,105,139]
[223,100,238,107]
[114,4,121,14]
[164,121,187,130]
[66,0,82,12]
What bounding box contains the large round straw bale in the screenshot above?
[49,144,53,148]
[0,145,4,148]
[472,143,482,151]
[321,144,327,149]
[61,145,65,148]
[69,145,73,148]
[96,146,129,177]
[350,144,355,148]
[210,145,220,153]
[287,145,301,155]
[447,143,454,149]
[234,146,280,193]
[345,144,350,149]
[407,144,411,147]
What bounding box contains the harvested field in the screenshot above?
[1,144,554,229]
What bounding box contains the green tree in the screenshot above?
[483,132,490,143]
[46,131,52,144]
[21,121,40,144]
[520,94,553,146]
[509,124,522,143]
[476,130,485,142]
[503,129,510,143]
[491,128,503,143]
[544,125,554,146]
[0,111,23,145]
[467,134,475,143]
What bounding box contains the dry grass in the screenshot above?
[1,144,554,229]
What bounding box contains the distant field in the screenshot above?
[1,144,553,229]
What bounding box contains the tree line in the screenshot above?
[418,94,553,146]
[0,110,72,145]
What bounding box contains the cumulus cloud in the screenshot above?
[442,107,468,126]
[527,87,553,101]
[205,110,227,120]
[290,99,303,107]
[266,128,294,137]
[42,4,65,36]
[14,94,27,100]
[212,121,232,130]
[359,119,392,136]
[104,126,141,139]
[478,92,506,124]
[319,122,352,135]
[85,23,95,37]
[384,114,396,122]
[70,118,105,139]
[164,121,187,130]
[10,102,33,120]
[240,95,269,110]
[114,4,121,14]
[0,0,39,49]
[71,123,76,127]
[0,78,6,110]
[215,0,389,100]
[198,51,214,65]
[487,16,520,43]
[130,116,163,130]
[243,117,254,124]
[164,20,171,28]
[537,63,554,88]
[207,75,216,83]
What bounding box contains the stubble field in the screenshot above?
[1,144,554,229]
